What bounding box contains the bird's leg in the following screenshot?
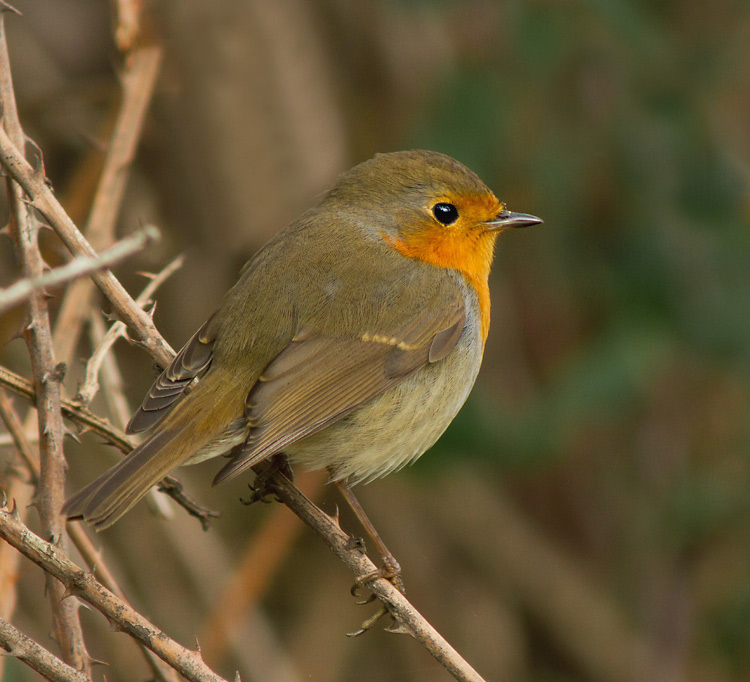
[334,479,404,636]
[334,479,404,593]
[242,453,294,505]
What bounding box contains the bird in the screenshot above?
[64,150,541,531]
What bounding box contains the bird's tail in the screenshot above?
[63,427,194,530]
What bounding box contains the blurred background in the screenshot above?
[1,0,750,680]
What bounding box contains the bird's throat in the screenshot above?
[384,228,497,345]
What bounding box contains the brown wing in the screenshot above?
[126,315,218,434]
[212,299,466,484]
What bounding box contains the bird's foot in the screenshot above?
[355,553,404,593]
[241,454,294,505]
[346,553,404,636]
[346,602,391,637]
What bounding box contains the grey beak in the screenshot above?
[485,210,543,230]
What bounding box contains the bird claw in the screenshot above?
[241,454,294,505]
[353,556,405,594]
[346,603,390,637]
[350,583,378,605]
[239,483,273,506]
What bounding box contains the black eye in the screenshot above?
[432,202,459,225]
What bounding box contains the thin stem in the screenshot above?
[0,225,159,314]
[268,473,487,682]
[0,123,174,367]
[0,12,89,672]
[0,617,89,682]
[0,508,229,682]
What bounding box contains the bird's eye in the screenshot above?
[432,202,459,225]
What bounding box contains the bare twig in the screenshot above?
[0,12,89,671]
[0,365,132,453]
[0,365,218,527]
[0,617,89,682]
[78,255,184,407]
[0,505,230,682]
[0,124,174,367]
[52,38,163,365]
[1,384,179,682]
[0,225,160,314]
[265,473,487,682]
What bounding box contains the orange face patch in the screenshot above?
[383,192,504,344]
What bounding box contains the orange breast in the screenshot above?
[384,226,498,346]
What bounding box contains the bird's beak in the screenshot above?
[484,210,543,231]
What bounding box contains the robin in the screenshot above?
[64,150,541,532]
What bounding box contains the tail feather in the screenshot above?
[63,428,186,530]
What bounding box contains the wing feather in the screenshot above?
[212,298,466,484]
[126,315,218,434]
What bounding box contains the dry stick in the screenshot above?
[0,365,218,527]
[0,365,133,453]
[0,617,89,682]
[78,255,184,407]
[0,225,160,314]
[0,13,89,673]
[266,474,487,682]
[0,125,174,368]
[53,43,163,365]
[0,391,179,682]
[0,507,230,682]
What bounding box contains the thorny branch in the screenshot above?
[0,11,89,672]
[0,225,160,314]
[0,506,230,682]
[0,365,220,529]
[0,123,175,367]
[0,390,181,682]
[0,617,89,682]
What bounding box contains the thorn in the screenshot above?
[88,655,110,668]
[385,619,411,636]
[326,504,344,531]
[24,137,47,179]
[63,428,81,444]
[234,672,242,682]
[346,535,366,554]
[0,2,22,16]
